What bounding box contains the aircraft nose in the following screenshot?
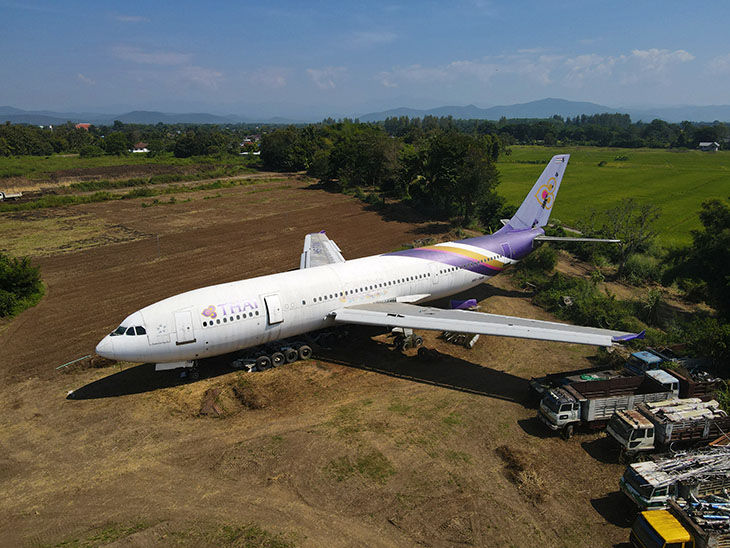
[95,336,115,359]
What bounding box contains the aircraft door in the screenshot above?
[174,310,196,345]
[430,263,439,285]
[263,294,284,325]
[500,242,512,259]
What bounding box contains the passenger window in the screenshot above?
[236,315,241,320]
[223,317,227,323]
[203,321,207,327]
[126,327,135,336]
[135,326,146,335]
[216,319,221,324]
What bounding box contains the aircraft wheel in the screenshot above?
[189,367,200,381]
[256,355,272,371]
[271,351,285,367]
[400,339,412,351]
[283,348,299,363]
[297,345,312,360]
[414,336,424,347]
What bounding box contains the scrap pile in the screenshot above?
[646,447,730,488]
[645,399,727,423]
[680,494,730,532]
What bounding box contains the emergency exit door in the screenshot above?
[174,310,196,345]
[263,294,283,325]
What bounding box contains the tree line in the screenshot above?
[2,113,728,159]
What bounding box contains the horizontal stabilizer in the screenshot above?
[300,231,346,269]
[333,302,638,347]
[534,235,621,243]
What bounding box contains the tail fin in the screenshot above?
[508,154,570,230]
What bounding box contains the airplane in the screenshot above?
[95,154,640,378]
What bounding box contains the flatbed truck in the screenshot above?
[607,398,730,461]
[537,369,680,439]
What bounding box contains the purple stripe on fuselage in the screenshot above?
[387,247,501,276]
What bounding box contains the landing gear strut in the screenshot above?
[391,328,423,352]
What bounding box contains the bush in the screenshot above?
[517,244,557,272]
[622,253,665,285]
[0,252,44,317]
[79,145,104,158]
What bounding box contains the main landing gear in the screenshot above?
[231,341,313,373]
[391,327,424,352]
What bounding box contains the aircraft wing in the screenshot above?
[332,302,642,347]
[300,232,346,269]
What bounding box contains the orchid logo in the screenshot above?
[534,177,557,210]
[202,305,217,319]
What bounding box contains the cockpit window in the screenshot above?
[135,326,146,335]
[110,325,127,336]
[126,327,135,336]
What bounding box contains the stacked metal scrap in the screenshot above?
[642,447,730,488]
[680,494,730,532]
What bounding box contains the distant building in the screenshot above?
[699,141,720,152]
[75,123,91,131]
[131,142,149,153]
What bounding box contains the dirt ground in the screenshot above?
[0,175,633,547]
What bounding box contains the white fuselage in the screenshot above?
[95,250,509,364]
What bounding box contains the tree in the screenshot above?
[689,197,730,316]
[580,198,661,276]
[105,132,129,155]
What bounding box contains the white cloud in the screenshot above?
[378,48,696,93]
[249,67,288,89]
[708,53,730,75]
[114,14,150,23]
[77,73,95,85]
[178,66,223,90]
[306,67,346,89]
[113,46,191,66]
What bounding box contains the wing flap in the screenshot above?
[300,232,346,269]
[333,302,640,347]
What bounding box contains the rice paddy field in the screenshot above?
[497,146,730,247]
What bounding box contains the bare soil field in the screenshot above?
[0,176,632,547]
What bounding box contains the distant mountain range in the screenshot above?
[3,98,730,126]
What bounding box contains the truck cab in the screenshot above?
[607,409,657,458]
[538,388,580,439]
[630,510,694,548]
[620,461,674,510]
[627,350,666,375]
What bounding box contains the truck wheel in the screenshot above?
[561,424,574,440]
[270,351,285,367]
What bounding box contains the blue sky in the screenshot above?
[2,1,730,118]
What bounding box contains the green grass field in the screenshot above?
[0,152,258,179]
[497,146,730,247]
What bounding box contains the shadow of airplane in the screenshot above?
[68,326,530,404]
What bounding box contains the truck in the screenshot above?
[630,498,730,548]
[626,347,720,399]
[0,190,22,201]
[607,398,730,461]
[537,369,680,439]
[620,447,730,511]
[528,365,631,402]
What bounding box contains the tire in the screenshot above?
[297,345,312,360]
[189,368,200,381]
[256,355,272,371]
[283,348,299,363]
[561,424,574,440]
[270,352,285,367]
[400,339,412,351]
[414,336,424,347]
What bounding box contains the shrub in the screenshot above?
[0,252,44,317]
[622,253,665,285]
[79,145,104,158]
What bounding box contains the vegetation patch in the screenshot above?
[0,252,44,317]
[43,520,151,548]
[325,449,395,484]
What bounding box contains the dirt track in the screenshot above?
[0,176,631,547]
